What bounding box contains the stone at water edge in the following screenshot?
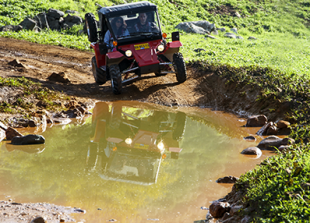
[246,115,268,127]
[216,176,239,183]
[241,147,262,156]
[209,201,231,218]
[5,127,23,140]
[11,134,45,145]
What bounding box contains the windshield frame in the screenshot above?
[105,9,162,45]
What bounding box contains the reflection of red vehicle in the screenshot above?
[85,1,187,94]
[86,102,186,185]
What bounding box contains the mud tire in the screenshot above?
[110,65,122,95]
[92,57,106,85]
[173,52,187,83]
[85,13,98,42]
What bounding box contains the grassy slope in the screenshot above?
[1,0,310,222]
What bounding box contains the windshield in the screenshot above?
[107,10,161,41]
[106,153,161,183]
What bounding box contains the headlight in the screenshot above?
[125,138,132,145]
[157,141,164,151]
[125,50,132,57]
[157,44,165,52]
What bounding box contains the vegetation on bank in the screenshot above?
[1,0,310,222]
[0,76,70,114]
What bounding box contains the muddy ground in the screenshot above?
[0,37,285,222]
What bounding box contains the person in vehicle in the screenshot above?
[104,17,129,52]
[134,12,158,32]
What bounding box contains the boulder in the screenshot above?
[231,28,238,34]
[243,136,256,141]
[236,36,244,40]
[47,8,64,20]
[241,147,262,156]
[257,136,295,150]
[48,72,70,83]
[6,127,23,140]
[246,115,267,127]
[33,13,50,29]
[19,17,37,30]
[0,25,23,32]
[175,21,215,34]
[216,176,239,183]
[47,16,60,30]
[217,27,226,32]
[266,124,278,135]
[30,216,46,223]
[277,120,290,129]
[209,201,231,218]
[11,134,45,145]
[256,122,272,135]
[224,32,236,38]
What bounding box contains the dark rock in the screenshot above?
[257,136,295,150]
[6,127,23,140]
[194,48,206,53]
[256,122,272,135]
[34,12,50,29]
[28,119,39,127]
[277,120,290,129]
[224,32,236,38]
[243,136,256,141]
[246,115,267,127]
[31,216,46,223]
[48,72,70,83]
[0,25,23,32]
[209,201,230,218]
[241,147,262,156]
[19,17,37,30]
[47,16,60,30]
[11,134,45,145]
[217,176,239,183]
[74,208,86,213]
[47,8,65,19]
[8,59,27,68]
[266,124,278,135]
[175,21,215,34]
[248,36,257,40]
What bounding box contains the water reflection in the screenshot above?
[0,101,272,223]
[86,102,186,185]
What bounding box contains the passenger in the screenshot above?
[134,13,154,32]
[104,17,129,52]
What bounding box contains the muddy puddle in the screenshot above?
[0,101,273,223]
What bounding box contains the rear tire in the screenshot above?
[92,56,106,85]
[85,13,98,42]
[173,52,187,83]
[110,65,122,95]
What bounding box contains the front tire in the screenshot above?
[92,57,106,85]
[109,65,122,95]
[173,52,187,83]
[85,13,98,42]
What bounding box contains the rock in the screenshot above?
[209,201,230,218]
[8,59,27,68]
[277,120,290,129]
[194,48,206,53]
[61,14,83,29]
[47,16,60,30]
[230,28,238,34]
[246,115,267,127]
[30,216,46,223]
[241,147,262,156]
[257,136,295,150]
[236,36,244,40]
[217,176,239,183]
[278,145,291,152]
[256,122,272,135]
[0,121,7,131]
[217,27,226,32]
[230,205,243,215]
[266,124,278,135]
[6,127,23,140]
[48,72,70,83]
[19,17,37,30]
[28,119,39,127]
[47,8,65,19]
[33,12,50,29]
[243,136,256,141]
[175,21,215,34]
[248,36,257,40]
[234,12,241,18]
[11,134,45,145]
[224,32,236,38]
[0,25,23,32]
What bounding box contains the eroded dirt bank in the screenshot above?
[0,37,289,222]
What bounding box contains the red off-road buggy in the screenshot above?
[85,1,187,94]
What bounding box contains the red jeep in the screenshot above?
[85,1,187,94]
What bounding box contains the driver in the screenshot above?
[104,17,129,52]
[134,13,154,32]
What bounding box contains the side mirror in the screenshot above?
[172,31,180,41]
[99,42,108,54]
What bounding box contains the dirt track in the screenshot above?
[0,37,206,107]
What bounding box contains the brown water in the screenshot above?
[0,101,273,223]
